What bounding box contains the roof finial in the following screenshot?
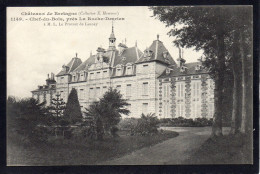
[157,34,159,40]
[76,53,78,58]
[47,73,49,79]
[125,38,127,45]
[112,20,114,33]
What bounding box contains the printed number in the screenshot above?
[11,17,23,21]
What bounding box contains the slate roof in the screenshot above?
[56,57,82,76]
[73,55,95,72]
[158,62,208,78]
[31,85,56,92]
[136,40,177,66]
[113,47,142,66]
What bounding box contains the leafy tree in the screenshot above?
[84,102,105,140]
[150,6,253,136]
[84,88,130,139]
[63,88,83,124]
[99,88,130,135]
[7,96,49,142]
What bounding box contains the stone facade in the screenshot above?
[31,26,214,119]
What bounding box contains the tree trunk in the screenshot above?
[230,30,241,134]
[240,30,247,134]
[212,10,225,137]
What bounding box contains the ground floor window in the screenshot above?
[142,103,148,114]
[176,103,185,117]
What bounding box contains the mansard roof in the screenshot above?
[113,47,142,66]
[136,40,177,66]
[158,62,208,78]
[56,57,82,76]
[73,55,96,72]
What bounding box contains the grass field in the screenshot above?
[7,130,179,165]
[183,133,253,164]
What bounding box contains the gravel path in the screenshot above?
[99,127,230,165]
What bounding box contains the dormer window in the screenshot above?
[144,49,153,58]
[180,66,187,73]
[166,68,171,75]
[116,68,122,76]
[126,66,132,75]
[195,65,202,71]
[163,51,169,59]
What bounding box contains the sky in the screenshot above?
[7,6,203,98]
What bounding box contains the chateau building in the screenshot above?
[31,25,214,119]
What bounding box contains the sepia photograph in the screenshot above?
[6,6,253,166]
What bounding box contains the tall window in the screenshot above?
[79,89,84,99]
[126,67,132,75]
[142,103,148,114]
[164,102,170,118]
[142,82,148,96]
[126,84,131,97]
[143,64,149,73]
[80,74,84,81]
[96,87,101,99]
[89,88,94,99]
[116,85,121,92]
[96,72,101,79]
[192,102,201,118]
[73,75,76,82]
[163,84,170,98]
[176,82,185,98]
[208,103,214,117]
[89,73,94,80]
[116,68,122,76]
[192,81,201,97]
[177,103,185,117]
[103,71,108,78]
[60,77,64,83]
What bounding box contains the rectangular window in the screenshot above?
[73,75,76,82]
[103,71,108,78]
[80,89,84,99]
[89,73,94,80]
[177,103,185,117]
[89,88,94,99]
[96,87,100,99]
[143,64,149,73]
[142,82,148,96]
[60,77,64,83]
[116,69,122,76]
[192,81,201,98]
[80,74,84,81]
[208,103,214,117]
[176,83,185,98]
[116,85,121,92]
[142,103,148,114]
[103,86,107,95]
[126,67,132,75]
[163,84,170,98]
[96,72,101,79]
[126,84,131,97]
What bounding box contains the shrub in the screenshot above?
[118,118,138,131]
[131,113,159,136]
[110,126,119,137]
[159,117,213,127]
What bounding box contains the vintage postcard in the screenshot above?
[7,6,253,166]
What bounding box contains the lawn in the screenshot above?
[183,133,253,164]
[7,130,179,165]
